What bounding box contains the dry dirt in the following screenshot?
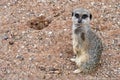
[0,0,120,80]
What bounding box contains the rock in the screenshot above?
[16,54,24,61]
[49,67,58,71]
[59,53,63,58]
[48,67,61,74]
[29,57,34,61]
[3,35,8,40]
[9,41,14,45]
[39,66,46,71]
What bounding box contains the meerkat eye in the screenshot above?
[82,14,88,19]
[75,13,79,18]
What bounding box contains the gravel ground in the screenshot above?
[0,0,120,80]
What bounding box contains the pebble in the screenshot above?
[22,31,26,34]
[16,54,24,61]
[7,3,11,6]
[6,69,10,74]
[9,41,14,45]
[47,54,52,60]
[29,56,34,61]
[49,67,57,71]
[48,67,61,74]
[27,35,32,38]
[21,46,25,48]
[37,0,46,3]
[70,0,78,2]
[4,5,7,8]
[3,35,8,40]
[59,53,63,58]
[39,66,46,71]
[91,2,95,6]
[48,31,52,35]
[64,28,67,31]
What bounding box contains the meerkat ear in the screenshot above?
[72,12,74,16]
[90,13,92,20]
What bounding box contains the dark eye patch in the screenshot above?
[75,13,79,18]
[82,14,88,19]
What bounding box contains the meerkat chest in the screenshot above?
[72,32,85,50]
[72,26,89,50]
[72,28,86,43]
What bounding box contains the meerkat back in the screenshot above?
[81,30,103,73]
[87,30,103,65]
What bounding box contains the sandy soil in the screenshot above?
[0,0,120,80]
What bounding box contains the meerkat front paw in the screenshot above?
[73,69,82,73]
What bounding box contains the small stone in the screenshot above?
[22,16,25,19]
[39,37,43,40]
[21,46,25,48]
[16,54,24,61]
[22,31,26,34]
[48,31,52,35]
[49,67,58,71]
[4,5,7,8]
[27,35,32,38]
[64,29,67,31]
[54,70,61,74]
[59,53,63,58]
[7,3,11,6]
[91,2,95,5]
[37,0,46,3]
[70,0,78,2]
[33,44,37,48]
[47,54,51,60]
[9,41,14,45]
[6,70,10,74]
[48,67,61,74]
[29,56,34,61]
[39,66,46,71]
[3,35,8,40]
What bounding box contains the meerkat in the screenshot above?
[71,8,103,73]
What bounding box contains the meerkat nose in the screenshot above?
[78,19,82,23]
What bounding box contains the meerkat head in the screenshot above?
[72,8,92,26]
